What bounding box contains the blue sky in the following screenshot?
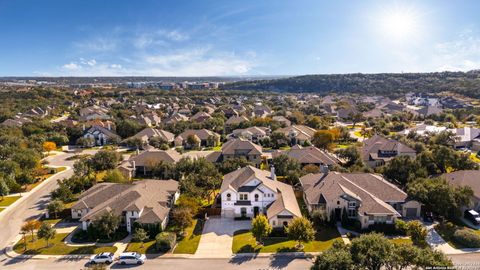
[1,0,480,76]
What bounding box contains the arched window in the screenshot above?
[254,194,259,201]
[226,193,231,201]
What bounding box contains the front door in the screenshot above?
[241,207,247,218]
[253,206,259,217]
[335,208,342,221]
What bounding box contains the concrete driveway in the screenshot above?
[194,217,251,258]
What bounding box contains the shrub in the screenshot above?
[436,222,457,239]
[453,229,480,248]
[155,232,176,252]
[394,219,408,235]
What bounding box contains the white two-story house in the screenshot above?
[220,166,301,227]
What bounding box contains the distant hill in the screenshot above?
[222,71,480,98]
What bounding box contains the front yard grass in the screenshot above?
[232,226,341,253]
[469,153,480,163]
[389,237,413,245]
[126,240,157,254]
[173,219,204,254]
[13,233,117,255]
[0,196,21,207]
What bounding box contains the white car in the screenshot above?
[89,252,114,264]
[117,252,146,265]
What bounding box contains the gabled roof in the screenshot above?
[74,180,179,224]
[176,129,220,141]
[222,138,263,156]
[361,135,415,160]
[221,166,301,218]
[226,115,250,125]
[300,172,407,216]
[273,145,339,165]
[84,125,120,139]
[276,125,316,141]
[129,149,182,166]
[129,127,175,143]
[441,170,480,200]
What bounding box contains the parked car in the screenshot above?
[464,209,480,225]
[89,252,114,264]
[117,252,146,265]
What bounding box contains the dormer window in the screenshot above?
[348,201,356,208]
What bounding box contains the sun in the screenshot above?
[376,5,421,42]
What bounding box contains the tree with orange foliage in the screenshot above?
[312,130,335,150]
[43,141,57,154]
[21,219,41,241]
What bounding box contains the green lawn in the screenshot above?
[13,233,117,255]
[335,143,351,149]
[0,196,21,207]
[232,227,341,253]
[173,219,204,254]
[353,131,363,137]
[126,240,157,254]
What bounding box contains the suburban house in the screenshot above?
[220,138,263,167]
[252,105,272,118]
[228,126,270,143]
[128,127,175,146]
[450,127,480,150]
[272,145,339,167]
[361,135,416,168]
[276,125,316,145]
[1,116,32,127]
[71,180,179,233]
[441,170,480,211]
[190,111,212,123]
[225,115,249,126]
[220,166,302,227]
[129,113,162,127]
[174,129,220,148]
[299,172,421,229]
[163,112,189,124]
[82,125,121,146]
[120,149,182,177]
[399,124,447,136]
[79,105,111,121]
[272,116,291,127]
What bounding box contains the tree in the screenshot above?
[0,178,9,199]
[350,233,393,270]
[184,134,200,149]
[272,154,301,176]
[312,241,353,270]
[172,207,193,235]
[90,150,120,171]
[285,217,315,249]
[132,228,149,248]
[123,137,145,149]
[37,222,56,247]
[116,119,143,138]
[381,156,426,186]
[251,215,272,245]
[42,141,57,154]
[73,157,93,177]
[385,243,419,270]
[102,169,127,183]
[51,180,75,202]
[21,220,41,241]
[270,132,288,149]
[92,212,121,240]
[335,146,362,167]
[408,177,473,219]
[312,130,335,150]
[406,220,427,246]
[47,200,65,219]
[176,195,202,216]
[76,137,95,148]
[218,157,253,174]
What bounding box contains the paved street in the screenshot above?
[0,152,76,250]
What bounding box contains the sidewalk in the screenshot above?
[425,223,480,255]
[336,222,358,244]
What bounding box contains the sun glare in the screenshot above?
[377,5,421,42]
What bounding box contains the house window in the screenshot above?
[226,193,231,201]
[369,215,374,221]
[348,201,356,208]
[272,220,276,226]
[254,194,259,202]
[241,207,247,217]
[348,209,356,217]
[337,201,340,205]
[239,194,248,201]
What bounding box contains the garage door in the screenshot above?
[222,209,235,218]
[405,208,417,218]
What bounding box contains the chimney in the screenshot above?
[270,165,276,181]
[320,165,329,174]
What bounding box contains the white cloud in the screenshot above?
[432,30,480,71]
[74,37,118,52]
[62,62,80,70]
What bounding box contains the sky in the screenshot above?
[1,0,480,76]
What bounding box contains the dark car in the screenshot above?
[464,209,480,225]
[423,212,434,223]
